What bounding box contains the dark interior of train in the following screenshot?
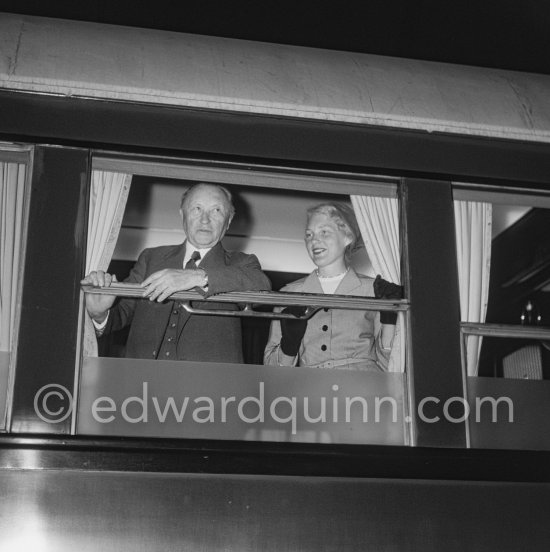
[479,207,550,377]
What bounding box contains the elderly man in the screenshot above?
[82,183,271,362]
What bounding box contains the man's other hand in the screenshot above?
[81,270,118,322]
[142,268,207,302]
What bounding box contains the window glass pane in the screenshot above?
[78,164,408,445]
[78,356,407,445]
[466,335,550,451]
[488,204,550,329]
[454,197,550,377]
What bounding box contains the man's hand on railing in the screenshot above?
[141,268,208,303]
[80,270,118,323]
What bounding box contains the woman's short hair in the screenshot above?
[306,202,363,260]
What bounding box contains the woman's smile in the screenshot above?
[305,212,351,276]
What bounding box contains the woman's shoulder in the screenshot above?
[279,275,310,292]
[349,268,374,282]
[350,269,376,294]
[353,270,373,281]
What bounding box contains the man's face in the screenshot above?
[181,185,232,248]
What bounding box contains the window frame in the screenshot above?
[452,183,550,369]
[73,153,410,444]
[453,184,550,450]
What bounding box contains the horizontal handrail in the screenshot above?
[81,283,409,319]
[461,322,550,340]
[179,303,322,320]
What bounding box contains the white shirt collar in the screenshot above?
[183,242,212,267]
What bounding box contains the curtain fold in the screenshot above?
[0,162,27,352]
[453,200,492,376]
[83,171,132,357]
[351,195,404,372]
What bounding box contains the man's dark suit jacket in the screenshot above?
[104,242,271,362]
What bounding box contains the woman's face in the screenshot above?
[305,212,352,270]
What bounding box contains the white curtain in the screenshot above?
[351,195,404,372]
[0,162,28,353]
[83,171,132,357]
[454,201,492,376]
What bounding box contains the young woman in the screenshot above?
[264,202,400,371]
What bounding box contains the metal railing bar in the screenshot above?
[461,322,550,340]
[81,283,409,312]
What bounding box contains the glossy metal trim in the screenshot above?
[81,284,409,315]
[1,435,550,482]
[461,322,550,340]
[93,154,398,197]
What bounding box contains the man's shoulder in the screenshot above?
[136,245,183,269]
[221,247,258,264]
[141,243,182,257]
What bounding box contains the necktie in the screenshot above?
[185,250,201,269]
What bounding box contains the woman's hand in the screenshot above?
[373,275,403,325]
[280,306,308,356]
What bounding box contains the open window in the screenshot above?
[76,155,409,445]
[453,183,550,450]
[0,145,32,430]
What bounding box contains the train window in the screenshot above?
[76,156,409,445]
[0,145,32,430]
[453,184,550,450]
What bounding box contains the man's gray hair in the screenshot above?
[180,182,236,219]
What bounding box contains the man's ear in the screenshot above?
[225,213,234,232]
[179,208,188,239]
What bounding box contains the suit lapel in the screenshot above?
[301,272,324,293]
[301,269,363,295]
[198,242,225,272]
[156,242,187,271]
[334,268,363,295]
